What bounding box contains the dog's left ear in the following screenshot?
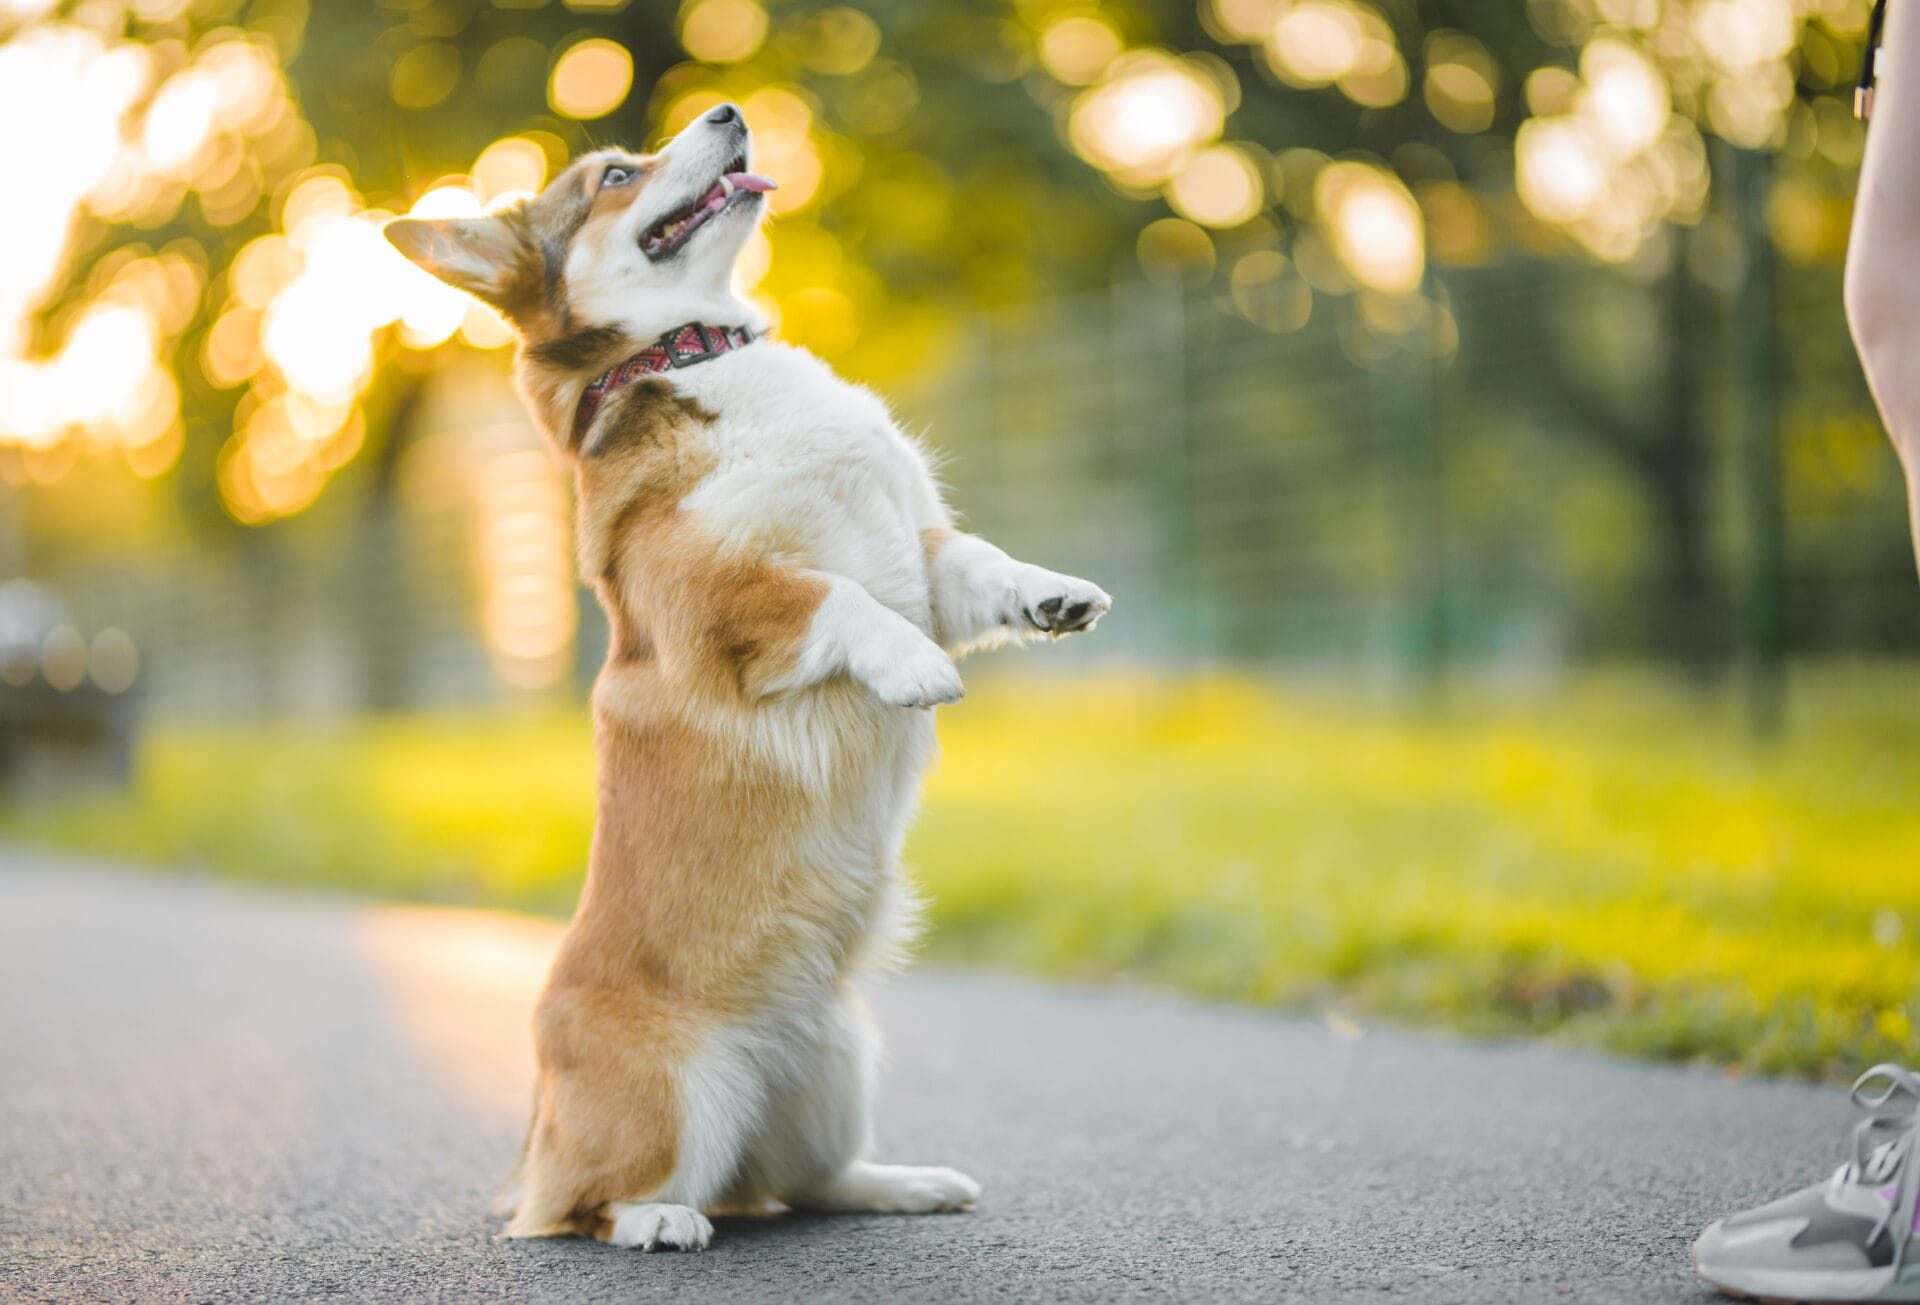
[385,215,528,312]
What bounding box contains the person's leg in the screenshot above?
[1694,9,1920,1298]
[1846,0,1920,579]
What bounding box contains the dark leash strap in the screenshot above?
[1861,0,1889,119]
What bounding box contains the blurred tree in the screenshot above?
[0,0,1895,684]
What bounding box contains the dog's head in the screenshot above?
[385,104,773,436]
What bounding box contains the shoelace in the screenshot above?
[1840,1064,1920,1277]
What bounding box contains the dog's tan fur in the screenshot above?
[389,114,1107,1248]
[395,151,846,1238]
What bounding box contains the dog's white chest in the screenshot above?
[677,346,937,621]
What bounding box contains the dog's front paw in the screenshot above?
[852,638,964,709]
[606,1202,713,1252]
[1013,568,1111,636]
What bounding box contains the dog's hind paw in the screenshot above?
[795,1161,981,1214]
[606,1202,713,1252]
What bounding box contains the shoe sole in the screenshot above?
[1693,1244,1917,1304]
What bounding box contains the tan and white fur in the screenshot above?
[385,103,1109,1252]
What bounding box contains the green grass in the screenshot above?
[8,667,1920,1077]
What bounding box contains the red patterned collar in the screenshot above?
[573,321,757,443]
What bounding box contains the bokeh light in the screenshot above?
[548,38,634,119]
[476,450,576,691]
[41,625,87,692]
[391,42,461,112]
[0,20,299,475]
[208,147,518,525]
[679,0,769,64]
[88,628,139,695]
[803,7,880,75]
[1069,51,1226,187]
[1316,162,1423,296]
[1136,216,1217,283]
[471,137,548,205]
[1039,15,1123,86]
[1168,145,1265,228]
[1267,1,1361,86]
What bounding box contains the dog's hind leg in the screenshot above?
[745,990,981,1217]
[602,1013,775,1251]
[505,996,768,1252]
[600,1022,771,1251]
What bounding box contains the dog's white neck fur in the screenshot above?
[570,282,767,349]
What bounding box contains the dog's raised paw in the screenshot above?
[607,1202,713,1252]
[858,642,964,709]
[1014,569,1111,636]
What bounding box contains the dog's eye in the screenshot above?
[601,165,638,189]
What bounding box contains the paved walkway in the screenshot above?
[0,850,1852,1302]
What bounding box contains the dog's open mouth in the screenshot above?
[640,160,777,259]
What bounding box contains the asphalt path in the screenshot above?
[0,848,1861,1303]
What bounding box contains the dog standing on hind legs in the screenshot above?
[385,102,1110,1251]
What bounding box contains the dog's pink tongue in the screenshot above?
[696,173,778,210]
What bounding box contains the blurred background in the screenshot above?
[0,0,1914,1078]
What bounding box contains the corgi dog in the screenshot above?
[385,102,1109,1252]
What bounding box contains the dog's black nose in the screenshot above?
[706,103,740,126]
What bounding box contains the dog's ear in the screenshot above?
[385,215,529,311]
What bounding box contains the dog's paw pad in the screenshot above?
[1017,573,1111,636]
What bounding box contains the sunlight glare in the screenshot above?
[1070,52,1226,186]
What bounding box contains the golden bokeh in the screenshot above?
[679,0,769,64]
[1339,50,1407,108]
[476,450,576,691]
[1316,161,1423,296]
[1578,39,1668,159]
[1039,15,1123,86]
[1425,62,1495,134]
[1167,145,1265,228]
[1070,51,1226,187]
[548,38,634,119]
[1204,0,1281,43]
[803,7,881,75]
[1266,1,1362,87]
[1136,216,1216,283]
[471,136,548,205]
[391,42,462,112]
[0,21,296,471]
